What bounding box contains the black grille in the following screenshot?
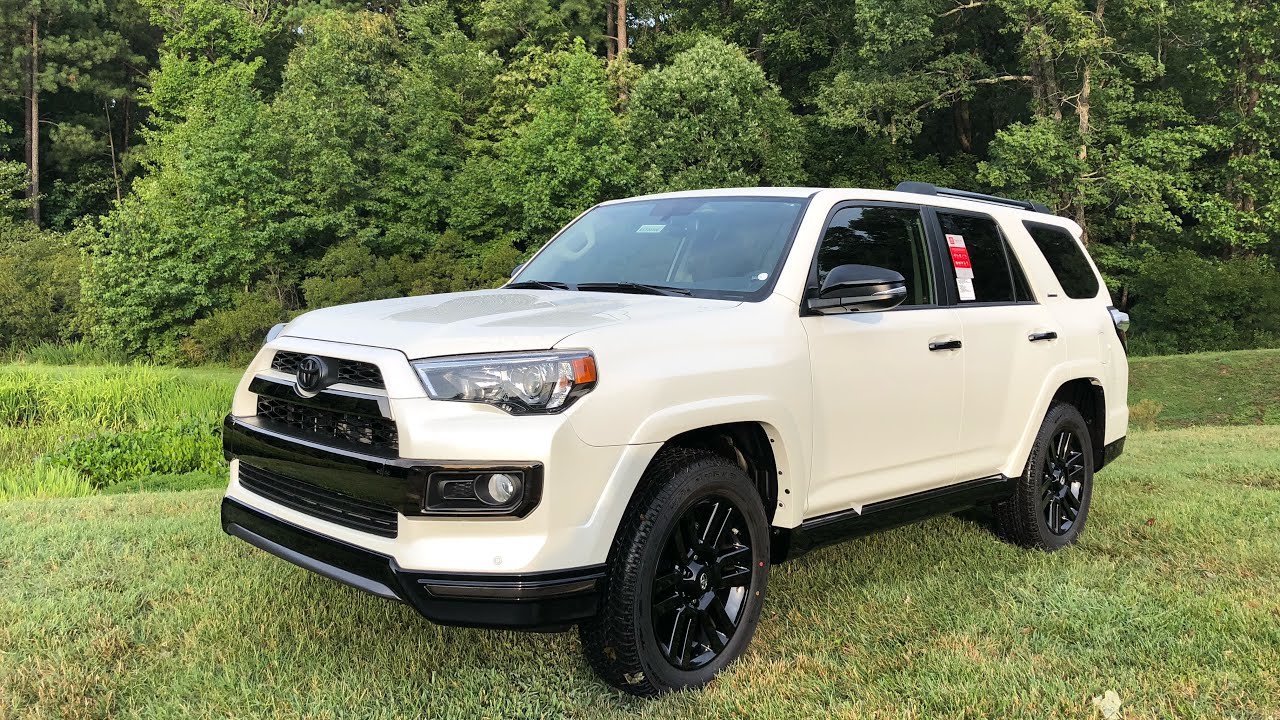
[271,351,385,389]
[238,463,398,537]
[256,396,398,452]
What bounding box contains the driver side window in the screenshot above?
[816,206,935,306]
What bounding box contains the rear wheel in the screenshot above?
[579,449,769,696]
[996,403,1095,550]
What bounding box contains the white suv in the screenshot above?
[221,183,1129,695]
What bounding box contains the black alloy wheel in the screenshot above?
[651,496,755,671]
[995,402,1095,550]
[580,448,770,696]
[1040,429,1086,535]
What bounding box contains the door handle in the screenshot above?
[1028,331,1059,342]
[928,339,963,351]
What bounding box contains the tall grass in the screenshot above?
[0,463,93,501]
[0,364,238,498]
[7,340,131,366]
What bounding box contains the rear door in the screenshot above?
[801,202,965,516]
[929,209,1065,482]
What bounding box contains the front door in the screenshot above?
[801,203,964,518]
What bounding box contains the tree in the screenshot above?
[0,0,158,228]
[453,40,635,251]
[626,36,805,191]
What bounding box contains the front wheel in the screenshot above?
[579,449,770,696]
[995,402,1095,550]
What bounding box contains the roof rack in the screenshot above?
[894,182,1052,214]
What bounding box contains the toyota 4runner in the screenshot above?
[221,182,1130,695]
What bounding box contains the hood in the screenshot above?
[282,289,740,359]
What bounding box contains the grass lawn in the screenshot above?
[1128,349,1280,428]
[2,424,1279,719]
[1,349,1278,717]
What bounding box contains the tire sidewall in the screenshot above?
[1030,405,1095,550]
[631,462,770,691]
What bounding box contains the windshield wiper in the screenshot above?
[577,281,692,297]
[505,280,573,291]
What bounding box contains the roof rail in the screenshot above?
[894,182,1052,214]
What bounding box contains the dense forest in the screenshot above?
[1,0,1277,362]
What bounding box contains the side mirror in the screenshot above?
[806,264,907,313]
[511,263,525,279]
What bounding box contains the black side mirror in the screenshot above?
[807,264,908,313]
[511,263,525,279]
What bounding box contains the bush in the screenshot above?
[181,291,291,365]
[1127,250,1280,355]
[0,223,82,351]
[47,420,226,489]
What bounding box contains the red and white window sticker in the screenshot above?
[946,234,977,301]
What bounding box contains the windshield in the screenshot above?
[511,196,808,301]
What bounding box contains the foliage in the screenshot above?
[1127,251,1280,355]
[181,291,291,365]
[10,340,131,366]
[627,37,805,192]
[0,0,1274,360]
[0,222,82,350]
[46,418,224,489]
[0,362,236,498]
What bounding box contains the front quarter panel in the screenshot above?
[559,294,814,528]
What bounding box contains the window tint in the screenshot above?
[938,213,1033,304]
[816,206,934,306]
[1025,223,1100,299]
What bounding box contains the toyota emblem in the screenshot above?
[295,355,333,397]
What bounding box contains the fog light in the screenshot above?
[476,473,522,506]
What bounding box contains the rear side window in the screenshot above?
[937,213,1033,304]
[1024,222,1100,299]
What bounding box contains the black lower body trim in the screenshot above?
[772,474,1015,562]
[221,497,603,630]
[1099,436,1125,470]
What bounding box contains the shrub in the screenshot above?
[181,291,291,365]
[0,223,82,351]
[1127,250,1280,354]
[46,420,226,489]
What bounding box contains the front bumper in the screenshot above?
[220,414,610,629]
[222,497,604,630]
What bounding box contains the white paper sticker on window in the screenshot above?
[636,224,666,233]
[956,277,977,301]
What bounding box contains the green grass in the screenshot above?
[0,363,238,499]
[1,349,1278,716]
[1,424,1278,719]
[1129,348,1280,429]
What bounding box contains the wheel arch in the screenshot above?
[1051,378,1107,471]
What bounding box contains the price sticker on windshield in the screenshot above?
[946,234,974,279]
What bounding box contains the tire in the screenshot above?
[995,402,1095,550]
[579,448,770,696]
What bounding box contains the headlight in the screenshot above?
[265,322,287,344]
[412,351,598,414]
